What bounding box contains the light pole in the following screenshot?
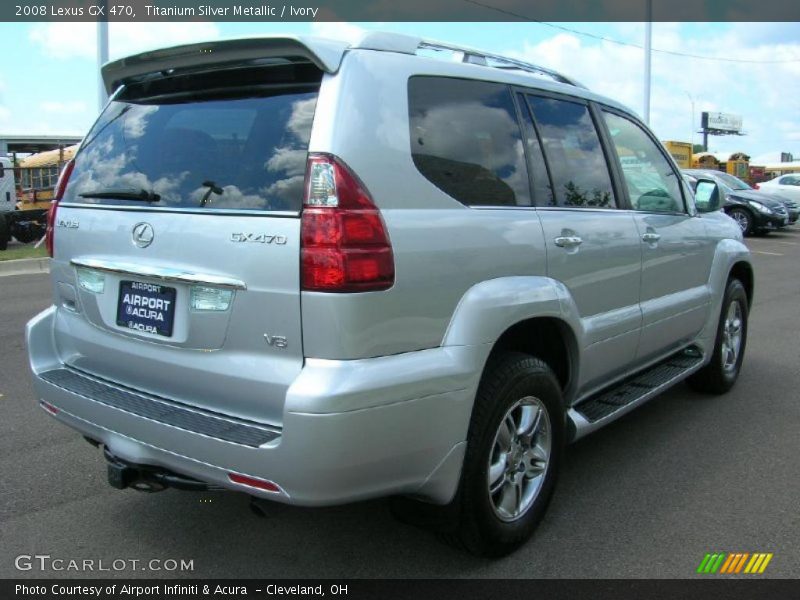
[643,0,652,125]
[97,0,109,111]
[684,91,695,150]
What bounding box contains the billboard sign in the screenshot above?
[702,112,743,133]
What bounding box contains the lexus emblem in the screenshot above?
[132,222,154,248]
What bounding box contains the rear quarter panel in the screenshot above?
[302,51,550,359]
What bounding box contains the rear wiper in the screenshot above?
[199,181,223,207]
[79,188,161,202]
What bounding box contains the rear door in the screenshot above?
[51,62,321,426]
[520,93,643,395]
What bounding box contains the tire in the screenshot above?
[0,215,10,251]
[14,224,45,244]
[434,352,565,557]
[687,278,748,394]
[728,208,754,236]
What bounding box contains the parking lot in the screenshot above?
[1,228,798,579]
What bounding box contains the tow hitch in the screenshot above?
[103,447,223,493]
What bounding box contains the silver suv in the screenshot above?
[26,32,753,556]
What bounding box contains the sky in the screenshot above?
[0,21,799,163]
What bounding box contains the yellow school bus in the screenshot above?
[17,144,79,211]
[663,141,693,169]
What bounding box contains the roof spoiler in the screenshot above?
[101,35,350,94]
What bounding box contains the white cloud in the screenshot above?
[736,22,800,46]
[109,22,220,58]
[506,33,645,115]
[40,100,88,114]
[28,22,221,61]
[29,23,95,59]
[309,22,366,44]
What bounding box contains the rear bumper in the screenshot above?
[27,306,484,506]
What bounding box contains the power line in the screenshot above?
[460,0,800,64]
[536,21,800,64]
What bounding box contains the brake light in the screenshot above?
[754,183,760,190]
[301,154,394,292]
[46,159,75,258]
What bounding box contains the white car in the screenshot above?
[757,174,800,202]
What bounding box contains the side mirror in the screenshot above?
[694,179,721,213]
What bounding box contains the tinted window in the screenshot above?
[64,90,318,212]
[603,111,684,213]
[780,175,799,185]
[408,77,530,207]
[527,96,615,208]
[517,93,554,207]
[713,171,750,190]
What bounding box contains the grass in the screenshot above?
[0,243,48,261]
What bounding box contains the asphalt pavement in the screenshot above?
[1,229,798,579]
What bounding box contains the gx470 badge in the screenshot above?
[230,233,287,244]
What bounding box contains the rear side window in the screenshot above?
[526,95,615,209]
[408,77,530,207]
[64,80,318,212]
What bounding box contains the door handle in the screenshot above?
[554,236,583,248]
[641,232,661,243]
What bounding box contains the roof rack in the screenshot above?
[351,32,584,88]
[417,40,586,89]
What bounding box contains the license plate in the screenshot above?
[116,280,177,337]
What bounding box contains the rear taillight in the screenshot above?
[46,159,75,258]
[301,154,394,292]
[754,183,760,190]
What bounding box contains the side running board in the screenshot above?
[568,348,705,441]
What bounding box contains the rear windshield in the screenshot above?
[64,86,318,212]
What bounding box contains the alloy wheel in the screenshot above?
[487,397,551,522]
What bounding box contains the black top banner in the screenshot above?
[4,0,800,22]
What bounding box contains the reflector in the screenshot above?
[228,472,280,493]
